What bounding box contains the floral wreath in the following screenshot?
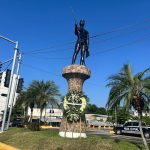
[63,91,87,122]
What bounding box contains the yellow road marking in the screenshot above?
[0,142,20,150]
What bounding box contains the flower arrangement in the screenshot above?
[63,91,87,122]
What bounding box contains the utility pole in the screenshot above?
[6,53,22,129]
[0,35,19,132]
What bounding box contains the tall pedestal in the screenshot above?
[59,65,91,138]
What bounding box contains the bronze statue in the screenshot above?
[72,19,89,65]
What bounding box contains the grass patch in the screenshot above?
[0,128,145,150]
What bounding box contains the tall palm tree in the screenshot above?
[28,80,60,124]
[106,64,150,150]
[15,90,35,122]
[15,91,27,117]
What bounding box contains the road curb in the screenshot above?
[0,142,20,150]
[41,126,59,129]
[110,131,115,134]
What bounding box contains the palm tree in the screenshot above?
[15,90,35,122]
[106,64,150,150]
[28,80,60,124]
[15,91,27,117]
[15,80,60,125]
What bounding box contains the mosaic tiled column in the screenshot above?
[59,64,91,138]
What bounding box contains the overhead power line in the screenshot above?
[0,60,13,72]
[23,34,150,61]
[92,25,150,45]
[90,18,150,39]
[22,18,150,55]
[23,25,150,56]
[93,34,150,56]
[22,63,61,77]
[22,63,102,87]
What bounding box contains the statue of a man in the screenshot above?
[72,19,89,65]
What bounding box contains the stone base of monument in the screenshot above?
[59,65,91,138]
[59,117,87,138]
[59,131,87,138]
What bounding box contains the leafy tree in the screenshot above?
[106,64,150,150]
[15,90,36,122]
[86,104,107,115]
[142,116,150,126]
[107,107,131,124]
[14,80,60,126]
[132,116,150,126]
[26,80,60,124]
[98,107,107,115]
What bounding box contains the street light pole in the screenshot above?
[0,35,16,44]
[1,38,19,131]
[6,53,22,129]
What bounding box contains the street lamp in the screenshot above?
[0,35,19,132]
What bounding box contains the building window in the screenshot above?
[1,93,7,97]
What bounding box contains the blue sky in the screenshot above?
[0,0,150,107]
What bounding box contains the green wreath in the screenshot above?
[63,91,87,122]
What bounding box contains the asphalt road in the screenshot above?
[87,129,150,144]
[49,128,150,144]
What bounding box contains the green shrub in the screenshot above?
[28,122,40,131]
[142,116,150,125]
[22,116,29,126]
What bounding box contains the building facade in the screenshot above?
[27,107,63,126]
[0,71,19,120]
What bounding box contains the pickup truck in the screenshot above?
[114,120,150,138]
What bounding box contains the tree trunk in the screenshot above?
[39,109,43,125]
[23,108,25,118]
[44,106,46,124]
[138,112,149,150]
[115,107,117,125]
[30,108,33,123]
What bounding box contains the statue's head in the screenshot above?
[80,19,85,27]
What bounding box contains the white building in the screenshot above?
[0,71,19,120]
[85,114,109,123]
[133,110,150,117]
[27,107,63,126]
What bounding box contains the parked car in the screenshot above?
[114,120,150,138]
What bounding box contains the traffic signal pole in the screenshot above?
[1,41,19,132]
[6,53,21,129]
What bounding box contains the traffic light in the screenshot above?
[0,62,2,72]
[16,78,24,93]
[0,72,3,83]
[4,69,11,87]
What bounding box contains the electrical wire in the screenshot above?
[3,60,13,72]
[25,53,71,61]
[91,25,150,45]
[22,18,150,55]
[22,63,61,77]
[93,34,150,56]
[22,63,102,87]
[23,34,150,61]
[22,25,150,59]
[90,18,150,39]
